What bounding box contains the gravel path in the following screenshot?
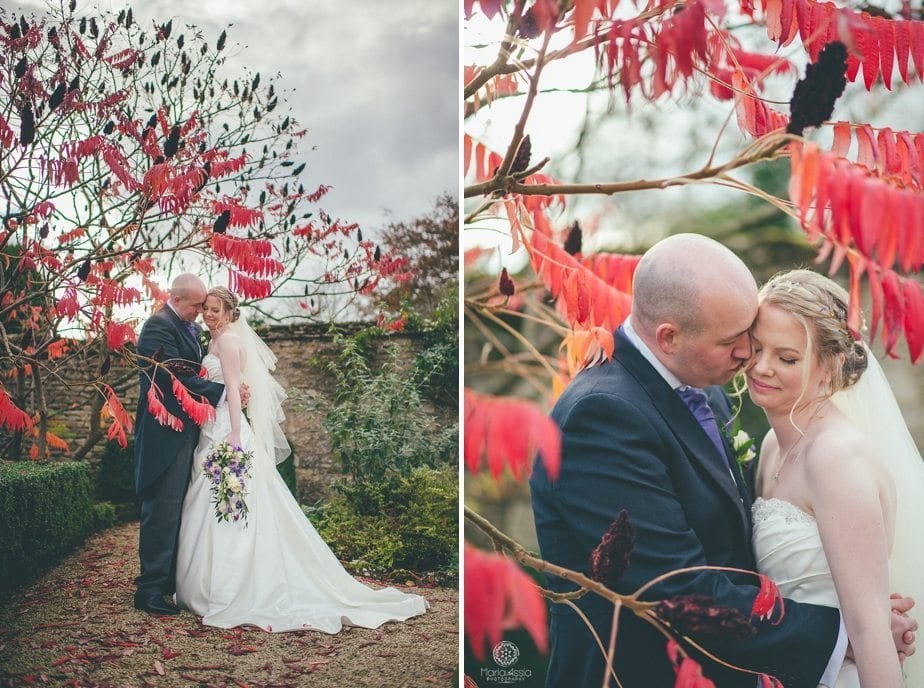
[0,522,458,687]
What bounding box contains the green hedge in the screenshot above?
[96,439,137,504]
[96,439,141,522]
[0,461,98,598]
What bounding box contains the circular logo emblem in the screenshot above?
[492,640,520,667]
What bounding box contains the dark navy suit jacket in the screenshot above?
[529,327,839,687]
[133,305,224,494]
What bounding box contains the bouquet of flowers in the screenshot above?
[201,441,254,525]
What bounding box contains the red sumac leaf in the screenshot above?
[751,574,785,624]
[0,386,33,432]
[464,388,561,481]
[880,270,904,357]
[902,278,924,364]
[464,544,547,660]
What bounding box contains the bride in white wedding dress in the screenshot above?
[175,287,428,632]
[746,270,924,688]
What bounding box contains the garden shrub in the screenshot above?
[276,441,297,498]
[405,287,458,405]
[318,321,458,580]
[311,466,457,576]
[0,461,96,598]
[325,334,457,482]
[92,501,118,531]
[96,438,137,503]
[95,438,140,521]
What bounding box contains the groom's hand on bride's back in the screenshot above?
[240,383,250,408]
[890,593,917,662]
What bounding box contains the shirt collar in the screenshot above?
[623,316,684,391]
[166,299,193,328]
[167,299,199,336]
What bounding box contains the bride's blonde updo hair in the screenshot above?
[758,269,867,395]
[207,286,241,323]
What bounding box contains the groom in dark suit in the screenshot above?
[133,273,225,615]
[530,234,916,687]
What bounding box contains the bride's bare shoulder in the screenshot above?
[211,333,243,358]
[804,416,875,478]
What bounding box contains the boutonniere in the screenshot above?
[722,415,756,467]
[198,330,210,351]
[722,415,756,487]
[729,425,756,466]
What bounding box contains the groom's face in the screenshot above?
[173,287,207,322]
[671,290,757,388]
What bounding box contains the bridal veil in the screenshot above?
[831,347,924,687]
[230,312,290,465]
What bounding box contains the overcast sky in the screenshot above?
[3,0,458,234]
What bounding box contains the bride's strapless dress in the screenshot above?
[752,497,858,688]
[175,354,428,632]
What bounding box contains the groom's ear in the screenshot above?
[655,322,680,354]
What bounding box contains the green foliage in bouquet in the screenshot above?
[0,461,96,598]
[310,467,457,577]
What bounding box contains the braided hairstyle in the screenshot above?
[207,286,241,323]
[758,269,867,395]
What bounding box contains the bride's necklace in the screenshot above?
[771,405,828,481]
[772,435,805,482]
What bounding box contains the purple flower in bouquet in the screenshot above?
[201,440,254,526]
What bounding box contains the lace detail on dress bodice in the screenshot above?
[202,353,223,383]
[752,497,816,526]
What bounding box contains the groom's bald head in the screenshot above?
[632,234,756,335]
[169,273,207,322]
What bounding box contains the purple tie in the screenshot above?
[676,386,730,467]
[184,322,200,356]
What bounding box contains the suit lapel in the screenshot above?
[707,392,756,507]
[716,424,754,532]
[189,322,204,360]
[613,329,750,533]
